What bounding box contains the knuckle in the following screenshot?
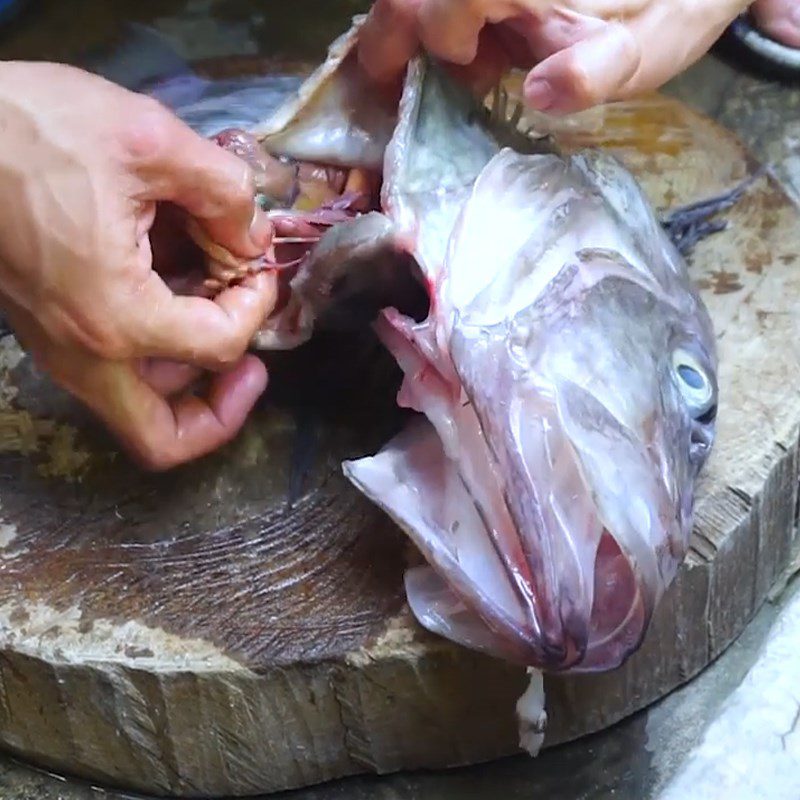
[562,53,604,107]
[92,338,131,362]
[380,0,413,18]
[370,0,423,41]
[392,0,419,20]
[611,22,641,78]
[91,329,130,360]
[117,96,174,165]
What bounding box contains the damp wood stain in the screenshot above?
[707,270,744,294]
[745,252,765,274]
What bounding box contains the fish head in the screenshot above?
[439,147,717,671]
[448,261,716,670]
[348,145,717,673]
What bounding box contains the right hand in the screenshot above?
[359,0,750,114]
[0,61,278,470]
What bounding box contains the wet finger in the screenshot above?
[417,0,487,64]
[125,269,278,370]
[522,22,641,114]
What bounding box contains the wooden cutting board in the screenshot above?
[0,70,797,797]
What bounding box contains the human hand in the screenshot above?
[359,0,750,114]
[0,62,277,469]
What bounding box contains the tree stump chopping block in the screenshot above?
[0,85,798,797]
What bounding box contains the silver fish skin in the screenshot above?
[340,58,718,673]
[252,17,398,170]
[198,20,719,675]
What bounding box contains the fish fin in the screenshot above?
[253,17,397,169]
[483,83,554,155]
[660,167,768,256]
[343,418,531,662]
[383,58,500,276]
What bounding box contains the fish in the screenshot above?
[156,17,733,751]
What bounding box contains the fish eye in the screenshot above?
[672,349,716,421]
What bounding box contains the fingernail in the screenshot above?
[524,77,555,111]
[791,6,800,28]
[249,207,273,251]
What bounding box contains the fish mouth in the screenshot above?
[344,411,655,674]
[467,388,658,673]
[344,312,662,673]
[578,530,650,672]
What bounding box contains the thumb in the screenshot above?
[126,100,273,258]
[522,23,641,115]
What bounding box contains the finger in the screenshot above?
[137,358,202,396]
[85,355,268,470]
[610,1,749,99]
[417,0,488,64]
[358,0,423,83]
[518,7,607,58]
[122,99,273,258]
[444,25,511,96]
[522,22,641,114]
[554,0,650,16]
[127,269,278,370]
[3,298,267,469]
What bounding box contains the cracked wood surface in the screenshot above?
[0,75,798,796]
